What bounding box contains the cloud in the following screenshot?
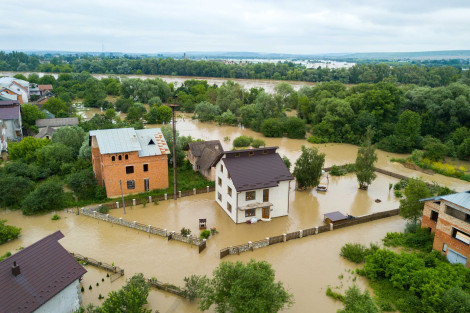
[0,0,469,54]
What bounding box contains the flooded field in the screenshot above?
[0,71,316,94]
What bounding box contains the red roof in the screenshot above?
[0,231,87,313]
[38,85,53,91]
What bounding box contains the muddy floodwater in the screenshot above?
[0,71,316,94]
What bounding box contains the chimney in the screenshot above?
[12,261,20,276]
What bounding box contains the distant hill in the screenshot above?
[326,50,470,60]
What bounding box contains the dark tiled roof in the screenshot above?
[0,231,87,313]
[0,100,20,106]
[0,105,20,120]
[35,126,57,138]
[36,117,79,128]
[197,147,220,170]
[188,140,223,157]
[222,148,293,192]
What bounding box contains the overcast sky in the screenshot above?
[1,0,469,55]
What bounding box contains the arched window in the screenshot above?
[125,154,128,160]
[112,156,115,161]
[118,155,122,161]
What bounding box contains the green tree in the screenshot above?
[394,110,422,153]
[8,137,50,162]
[126,105,144,123]
[145,106,159,124]
[67,168,98,200]
[51,125,86,156]
[284,117,306,139]
[197,260,294,313]
[42,98,69,116]
[399,178,432,223]
[233,136,253,148]
[338,285,379,313]
[293,145,325,189]
[21,178,65,215]
[21,104,46,133]
[217,110,238,125]
[156,105,172,123]
[161,125,185,167]
[0,220,21,244]
[194,101,220,122]
[282,156,291,170]
[0,174,35,209]
[457,138,470,160]
[261,118,284,137]
[355,130,378,189]
[101,273,151,313]
[36,143,75,175]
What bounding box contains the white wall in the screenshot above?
[215,159,237,223]
[34,279,82,313]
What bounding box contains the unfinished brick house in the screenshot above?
[421,191,470,268]
[187,140,223,181]
[90,128,170,198]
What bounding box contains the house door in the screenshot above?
[144,178,149,192]
[447,248,468,266]
[262,207,270,219]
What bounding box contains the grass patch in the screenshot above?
[340,242,380,263]
[326,287,345,302]
[382,222,434,252]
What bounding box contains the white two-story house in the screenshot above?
[214,147,294,224]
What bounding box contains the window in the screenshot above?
[118,155,122,161]
[452,228,470,245]
[112,156,115,162]
[245,209,256,217]
[125,154,128,160]
[148,139,155,145]
[430,210,439,222]
[228,186,232,197]
[143,164,149,172]
[227,202,232,212]
[218,177,222,186]
[218,192,222,201]
[126,166,134,174]
[127,180,135,189]
[246,191,256,201]
[263,189,269,202]
[220,164,223,173]
[235,152,240,157]
[249,151,254,156]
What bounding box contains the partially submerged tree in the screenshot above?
[293,145,325,189]
[192,259,294,313]
[355,129,378,189]
[399,178,432,223]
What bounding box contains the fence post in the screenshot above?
[116,201,119,208]
[132,199,136,206]
[81,207,84,214]
[207,185,209,193]
[193,188,196,195]
[148,225,151,233]
[93,210,96,217]
[266,237,270,245]
[283,233,287,242]
[248,241,252,249]
[228,246,232,255]
[299,230,303,238]
[164,193,167,200]
[179,190,182,198]
[330,223,334,231]
[133,221,136,227]
[106,214,109,221]
[119,217,123,225]
[164,229,167,236]
[99,204,102,211]
[315,226,318,234]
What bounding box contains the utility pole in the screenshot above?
[119,180,126,214]
[169,103,179,200]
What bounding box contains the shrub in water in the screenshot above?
[51,214,60,220]
[233,136,253,147]
[200,229,210,239]
[251,138,266,148]
[180,227,191,236]
[97,206,109,214]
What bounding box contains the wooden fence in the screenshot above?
[69,252,124,282]
[81,208,207,253]
[147,278,185,298]
[219,208,400,259]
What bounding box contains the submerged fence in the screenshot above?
[219,209,400,259]
[81,208,207,253]
[69,252,124,282]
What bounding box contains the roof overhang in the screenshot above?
[238,201,273,211]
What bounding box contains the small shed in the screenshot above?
[324,211,348,224]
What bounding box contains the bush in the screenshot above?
[338,285,379,313]
[284,117,306,139]
[21,178,65,215]
[233,136,253,148]
[307,135,328,144]
[200,229,210,239]
[180,227,191,236]
[251,138,265,148]
[330,165,346,176]
[261,118,284,137]
[340,243,379,263]
[0,220,21,244]
[51,214,60,221]
[326,287,345,302]
[98,206,109,214]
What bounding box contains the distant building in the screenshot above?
[214,147,294,223]
[35,117,79,139]
[0,100,22,147]
[0,77,29,103]
[29,83,40,96]
[38,84,53,96]
[187,140,223,180]
[0,231,87,313]
[421,191,470,268]
[0,87,24,104]
[90,128,170,197]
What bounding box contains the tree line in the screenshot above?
[2,51,470,87]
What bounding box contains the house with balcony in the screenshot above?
[214,147,294,223]
[187,140,223,180]
[421,191,470,268]
[0,231,87,313]
[90,127,170,198]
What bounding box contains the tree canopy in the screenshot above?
[293,145,325,189]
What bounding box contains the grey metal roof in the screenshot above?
[0,105,20,120]
[36,117,79,128]
[90,128,170,156]
[420,191,470,211]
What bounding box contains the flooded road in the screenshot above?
[0,71,316,94]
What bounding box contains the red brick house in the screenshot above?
[421,191,470,268]
[90,128,170,198]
